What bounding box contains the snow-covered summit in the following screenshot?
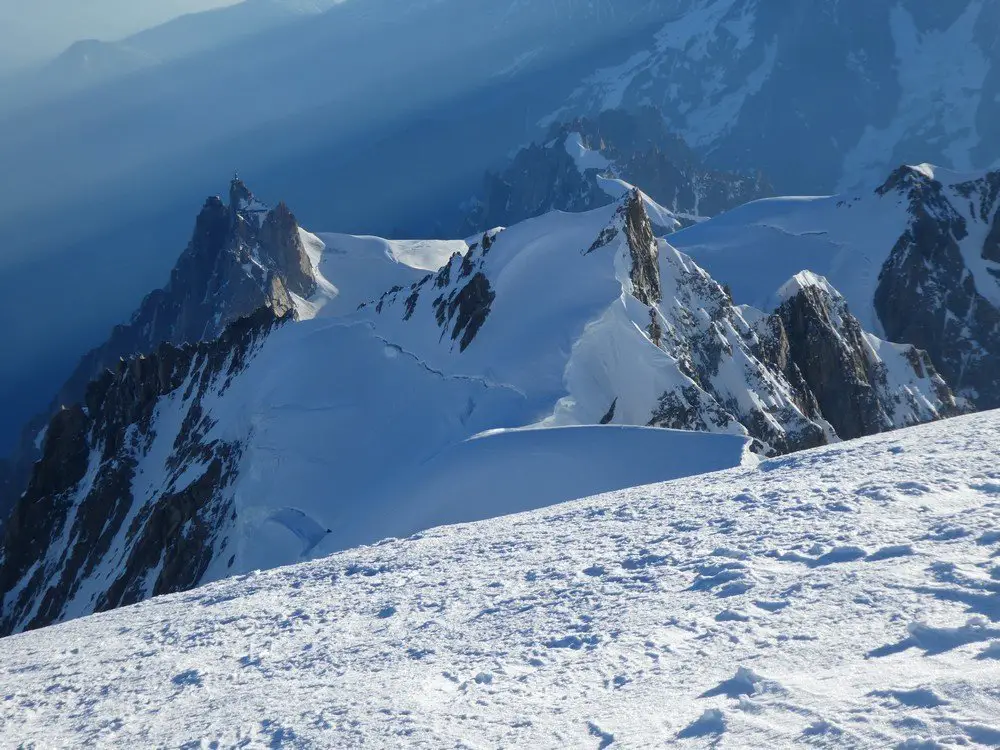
[2,409,999,747]
[775,270,841,304]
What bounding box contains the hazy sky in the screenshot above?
[0,0,242,69]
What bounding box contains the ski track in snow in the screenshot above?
[2,411,1000,747]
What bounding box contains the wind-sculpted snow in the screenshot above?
[2,411,1000,747]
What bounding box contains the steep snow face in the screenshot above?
[672,164,1000,409]
[3,411,1000,747]
[298,232,470,318]
[0,192,954,634]
[554,0,1000,195]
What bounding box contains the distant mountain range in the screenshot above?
[555,0,1000,194]
[459,107,771,236]
[0,0,345,109]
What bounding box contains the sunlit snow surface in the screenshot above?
[2,411,999,747]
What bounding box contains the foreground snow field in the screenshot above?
[2,411,999,747]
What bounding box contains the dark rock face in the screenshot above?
[601,193,956,454]
[372,231,501,353]
[446,273,496,352]
[643,253,829,455]
[0,178,315,527]
[623,190,661,306]
[775,285,887,440]
[0,308,287,636]
[774,280,957,441]
[875,166,1000,409]
[462,107,772,234]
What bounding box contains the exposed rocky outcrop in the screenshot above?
[599,195,956,453]
[461,107,771,235]
[0,178,316,527]
[875,166,1000,409]
[0,307,289,636]
[633,236,831,456]
[622,190,662,306]
[368,230,502,353]
[773,272,959,441]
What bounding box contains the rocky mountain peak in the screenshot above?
[874,165,1000,409]
[773,272,958,441]
[460,107,772,236]
[0,178,317,530]
[622,189,661,306]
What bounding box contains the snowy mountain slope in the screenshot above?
[461,107,771,235]
[3,410,1000,747]
[0,0,680,456]
[672,164,1000,410]
[371,191,955,452]
[314,425,753,561]
[308,233,470,317]
[553,0,1000,195]
[0,190,956,634]
[0,310,749,635]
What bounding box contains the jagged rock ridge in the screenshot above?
[380,190,958,456]
[0,178,316,526]
[0,308,289,635]
[875,166,1000,410]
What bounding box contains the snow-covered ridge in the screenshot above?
[672,163,1000,410]
[2,409,999,747]
[0,187,957,635]
[775,270,841,304]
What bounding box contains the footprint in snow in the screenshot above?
[869,688,949,708]
[976,642,1000,660]
[171,669,203,687]
[700,667,784,700]
[677,709,726,739]
[867,545,915,561]
[715,609,750,623]
[545,634,600,650]
[868,618,1000,657]
[588,722,615,749]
